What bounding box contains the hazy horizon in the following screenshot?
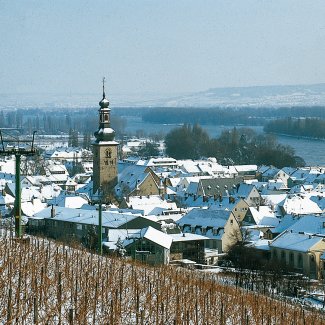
[1,1,325,99]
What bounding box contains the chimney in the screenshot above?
[51,205,56,218]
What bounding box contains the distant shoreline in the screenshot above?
[266,132,325,142]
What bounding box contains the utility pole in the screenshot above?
[0,129,37,238]
[91,186,103,255]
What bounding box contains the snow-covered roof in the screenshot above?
[48,194,89,209]
[36,206,144,228]
[247,238,270,251]
[124,195,177,216]
[169,233,208,242]
[280,194,322,215]
[178,208,231,228]
[248,206,279,227]
[142,226,173,249]
[262,194,287,206]
[235,165,257,173]
[310,195,325,212]
[270,232,324,252]
[236,183,256,198]
[287,215,325,235]
[116,164,151,193]
[262,167,279,178]
[21,199,47,217]
[271,214,301,234]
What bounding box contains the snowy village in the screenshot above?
[2,1,325,322]
[1,83,325,324]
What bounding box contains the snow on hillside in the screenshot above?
[2,83,325,109]
[145,83,325,108]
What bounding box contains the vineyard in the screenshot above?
[0,236,325,324]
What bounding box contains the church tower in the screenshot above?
[92,78,118,195]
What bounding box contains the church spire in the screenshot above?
[102,76,106,99]
[95,77,115,142]
[99,76,109,108]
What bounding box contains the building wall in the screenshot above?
[270,241,325,279]
[93,143,118,194]
[222,213,242,252]
[170,240,205,264]
[44,218,108,244]
[126,238,169,265]
[232,199,249,223]
[131,175,160,197]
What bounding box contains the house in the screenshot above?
[29,206,161,243]
[242,206,279,232]
[264,214,300,240]
[286,215,325,235]
[288,168,315,188]
[231,199,250,223]
[0,157,16,174]
[274,167,296,187]
[124,226,172,265]
[45,147,92,163]
[41,161,69,185]
[115,165,163,198]
[310,195,325,213]
[270,231,325,279]
[169,232,210,264]
[234,165,258,178]
[177,208,241,252]
[119,195,177,216]
[235,183,261,206]
[191,177,244,198]
[260,167,279,182]
[278,194,322,216]
[47,193,89,209]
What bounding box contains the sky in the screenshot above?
[1,0,325,99]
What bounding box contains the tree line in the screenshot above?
[165,124,305,168]
[264,117,325,139]
[0,108,127,138]
[142,106,325,126]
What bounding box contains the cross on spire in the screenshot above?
[102,77,106,98]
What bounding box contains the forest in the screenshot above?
[165,124,305,168]
[264,117,325,139]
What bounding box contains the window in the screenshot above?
[105,149,112,158]
[298,254,303,269]
[289,252,294,264]
[76,224,82,230]
[273,250,278,259]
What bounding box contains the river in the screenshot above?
[122,116,325,166]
